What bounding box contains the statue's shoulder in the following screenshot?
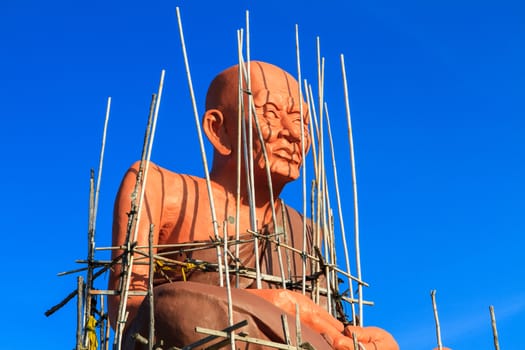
[121,161,207,198]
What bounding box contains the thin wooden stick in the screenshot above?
[307,80,322,304]
[321,174,333,314]
[280,200,292,282]
[99,295,105,350]
[99,295,109,350]
[304,82,319,174]
[105,303,110,350]
[340,54,363,325]
[295,24,308,296]
[295,304,302,347]
[115,71,165,349]
[235,28,244,289]
[176,7,224,287]
[77,276,83,350]
[224,222,234,326]
[93,96,111,230]
[243,10,262,289]
[223,222,236,350]
[84,169,95,343]
[84,97,111,346]
[489,305,501,350]
[240,58,287,287]
[309,180,316,298]
[324,103,356,321]
[148,224,155,350]
[430,290,443,350]
[281,314,292,346]
[351,332,359,350]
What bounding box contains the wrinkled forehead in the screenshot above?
[250,62,305,112]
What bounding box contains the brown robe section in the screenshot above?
[123,206,333,349]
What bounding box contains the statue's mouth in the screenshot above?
[274,148,301,165]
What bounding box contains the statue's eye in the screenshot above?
[264,108,279,120]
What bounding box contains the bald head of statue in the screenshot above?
[202,61,310,192]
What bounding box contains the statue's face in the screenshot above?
[249,65,310,185]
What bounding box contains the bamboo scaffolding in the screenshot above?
[324,103,356,321]
[430,290,443,350]
[340,54,363,325]
[148,224,155,350]
[281,314,292,346]
[238,57,287,288]
[84,169,95,344]
[183,320,248,350]
[280,200,292,282]
[305,82,322,304]
[84,96,111,348]
[175,7,224,290]
[235,28,244,289]
[93,96,111,230]
[233,59,285,284]
[195,326,301,350]
[100,295,109,350]
[490,305,501,350]
[113,91,159,348]
[316,53,328,309]
[295,304,302,346]
[77,276,83,350]
[49,15,382,350]
[223,222,236,350]
[243,10,262,290]
[295,24,308,297]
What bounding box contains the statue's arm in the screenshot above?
[107,161,169,329]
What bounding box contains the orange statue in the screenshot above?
[108,61,399,350]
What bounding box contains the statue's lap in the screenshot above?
[124,281,332,350]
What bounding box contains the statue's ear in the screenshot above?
[203,109,232,156]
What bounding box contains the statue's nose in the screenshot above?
[279,117,302,142]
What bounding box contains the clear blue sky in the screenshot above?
[1,1,524,349]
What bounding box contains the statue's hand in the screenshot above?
[333,326,399,350]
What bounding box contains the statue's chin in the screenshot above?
[268,164,301,185]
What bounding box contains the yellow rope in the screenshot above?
[155,260,206,282]
[86,315,98,350]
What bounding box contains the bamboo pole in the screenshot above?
[100,295,108,350]
[115,72,164,349]
[281,314,292,346]
[430,290,443,350]
[489,305,501,350]
[148,224,155,350]
[340,54,363,325]
[84,169,95,343]
[295,304,302,347]
[93,96,111,230]
[304,82,319,300]
[304,82,319,175]
[295,24,308,296]
[243,10,262,289]
[321,173,333,314]
[280,200,292,282]
[351,332,358,350]
[324,103,356,321]
[85,96,111,346]
[99,295,105,350]
[306,81,322,304]
[235,28,244,289]
[223,222,236,350]
[77,276,83,350]
[175,7,224,287]
[239,58,287,288]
